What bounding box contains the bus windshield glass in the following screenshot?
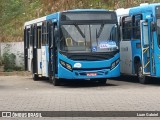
[60,23,118,52]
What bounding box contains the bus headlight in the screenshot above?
[60,60,72,71]
[60,60,66,66]
[111,59,120,70]
[66,63,72,71]
[111,62,116,69]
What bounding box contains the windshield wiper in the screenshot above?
[74,24,85,38]
[96,24,104,38]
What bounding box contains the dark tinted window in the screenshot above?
[25,28,30,48]
[37,27,41,49]
[132,14,142,39]
[61,11,117,21]
[122,16,132,40]
[42,22,48,45]
[156,6,160,17]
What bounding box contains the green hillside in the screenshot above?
[0,0,159,42]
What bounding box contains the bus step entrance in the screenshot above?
[140,20,151,75]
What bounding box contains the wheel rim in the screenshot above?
[52,76,56,85]
[138,66,146,83]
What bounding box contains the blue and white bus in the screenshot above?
[116,3,160,84]
[24,9,120,86]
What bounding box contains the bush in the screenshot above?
[3,52,16,72]
[0,56,3,66]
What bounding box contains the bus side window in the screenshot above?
[132,14,142,39]
[42,22,48,46]
[54,24,58,47]
[34,25,37,48]
[26,28,31,48]
[29,26,34,47]
[25,28,30,49]
[122,16,132,40]
[51,26,54,48]
[37,26,42,49]
[49,22,57,48]
[48,22,57,50]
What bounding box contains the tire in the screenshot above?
[32,73,39,81]
[31,62,39,81]
[99,79,107,85]
[51,76,60,86]
[137,64,147,84]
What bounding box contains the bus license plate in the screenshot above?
[87,73,97,76]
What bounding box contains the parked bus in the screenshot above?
[116,3,160,84]
[24,9,120,86]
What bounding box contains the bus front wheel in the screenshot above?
[31,62,39,81]
[137,64,147,84]
[51,76,60,86]
[99,79,107,85]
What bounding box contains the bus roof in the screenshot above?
[64,9,109,12]
[24,16,46,28]
[129,3,160,15]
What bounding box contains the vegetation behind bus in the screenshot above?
[1,0,160,42]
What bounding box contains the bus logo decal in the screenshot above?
[92,46,97,52]
[74,63,82,68]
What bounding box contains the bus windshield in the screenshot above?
[60,23,118,52]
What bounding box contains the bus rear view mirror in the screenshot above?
[151,22,156,32]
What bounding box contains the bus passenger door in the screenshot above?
[120,41,132,74]
[37,24,42,76]
[41,22,49,77]
[120,16,133,74]
[28,26,33,72]
[48,22,57,78]
[32,25,38,74]
[24,28,28,71]
[140,20,151,75]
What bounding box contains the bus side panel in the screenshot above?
[37,49,42,75]
[131,40,141,74]
[33,48,37,73]
[33,25,38,74]
[41,46,49,77]
[120,41,132,74]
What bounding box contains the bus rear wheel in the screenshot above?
[31,63,39,81]
[137,64,147,84]
[32,73,39,81]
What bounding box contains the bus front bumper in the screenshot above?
[57,63,120,80]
